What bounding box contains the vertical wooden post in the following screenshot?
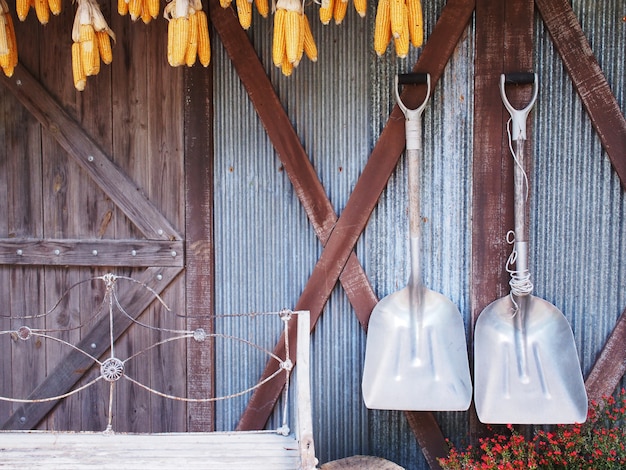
[471,0,534,438]
[184,49,215,431]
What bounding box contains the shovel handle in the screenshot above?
[500,72,538,141]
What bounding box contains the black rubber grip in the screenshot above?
[504,72,535,85]
[397,73,429,85]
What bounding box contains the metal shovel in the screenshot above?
[362,73,472,411]
[474,73,588,424]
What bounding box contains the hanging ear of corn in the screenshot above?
[184,9,198,67]
[284,9,300,64]
[333,0,348,25]
[70,0,115,90]
[235,0,252,30]
[272,7,285,67]
[0,0,18,77]
[406,0,422,47]
[373,0,390,56]
[393,0,408,58]
[16,0,30,21]
[48,0,62,16]
[196,9,210,67]
[71,41,86,90]
[319,0,333,25]
[374,0,422,58]
[117,0,129,15]
[352,0,365,18]
[34,0,50,25]
[301,11,317,62]
[253,0,268,18]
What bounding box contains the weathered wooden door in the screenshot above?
[0,1,213,432]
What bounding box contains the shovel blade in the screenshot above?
[474,295,588,424]
[362,288,472,411]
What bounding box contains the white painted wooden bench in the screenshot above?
[0,311,317,470]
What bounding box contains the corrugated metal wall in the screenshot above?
[211,1,625,468]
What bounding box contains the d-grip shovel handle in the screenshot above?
[395,73,431,151]
[500,72,538,141]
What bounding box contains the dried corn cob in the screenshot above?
[168,16,189,66]
[96,29,112,64]
[80,23,100,75]
[16,0,30,21]
[301,12,317,62]
[333,0,348,25]
[389,0,403,38]
[71,41,86,90]
[48,0,62,15]
[272,7,286,67]
[253,0,268,18]
[406,0,422,47]
[184,9,198,66]
[147,0,159,18]
[319,0,333,25]
[196,9,210,67]
[118,0,129,15]
[353,0,366,18]
[373,0,390,56]
[393,1,408,58]
[235,0,252,30]
[284,9,300,64]
[34,0,50,24]
[0,0,18,77]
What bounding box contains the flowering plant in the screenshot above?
[438,389,626,469]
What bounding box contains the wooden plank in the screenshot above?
[0,239,184,267]
[1,266,183,431]
[0,65,181,242]
[235,1,475,466]
[0,431,302,469]
[183,61,215,431]
[108,9,154,434]
[535,0,626,191]
[585,307,626,403]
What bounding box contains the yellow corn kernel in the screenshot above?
[393,1,408,58]
[389,0,403,39]
[79,23,100,76]
[147,0,159,18]
[71,41,86,91]
[128,0,142,21]
[96,30,112,65]
[272,8,285,67]
[406,0,422,47]
[235,0,251,29]
[184,11,198,67]
[254,0,268,17]
[48,0,61,15]
[34,0,49,25]
[301,12,317,62]
[353,0,365,17]
[373,0,391,56]
[16,0,30,22]
[117,0,129,15]
[333,0,348,25]
[319,0,333,25]
[196,9,210,67]
[284,9,300,64]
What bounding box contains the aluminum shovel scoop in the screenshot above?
[474,73,587,424]
[362,73,472,411]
